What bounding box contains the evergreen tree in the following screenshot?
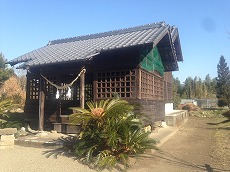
[173,77,181,109]
[204,74,211,98]
[197,77,203,98]
[193,76,203,98]
[205,74,212,90]
[177,75,217,101]
[183,77,194,98]
[202,81,207,98]
[0,52,14,87]
[210,78,217,98]
[216,55,230,107]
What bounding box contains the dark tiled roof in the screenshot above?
[8,22,183,67]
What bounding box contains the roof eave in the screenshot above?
[171,27,183,62]
[23,51,100,69]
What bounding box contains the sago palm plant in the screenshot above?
[69,98,158,170]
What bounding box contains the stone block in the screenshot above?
[165,110,188,127]
[53,123,62,133]
[0,134,15,149]
[66,125,81,134]
[0,128,17,135]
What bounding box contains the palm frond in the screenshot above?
[86,145,97,162]
[100,99,110,109]
[69,114,89,127]
[70,107,89,114]
[105,98,127,111]
[69,108,92,127]
[2,121,22,129]
[98,99,105,108]
[86,101,96,111]
[96,150,117,169]
[118,153,129,166]
[126,129,158,154]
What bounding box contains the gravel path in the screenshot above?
[1,117,229,172]
[128,117,230,172]
[0,146,95,172]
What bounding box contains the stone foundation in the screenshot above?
[52,123,81,134]
[165,110,188,127]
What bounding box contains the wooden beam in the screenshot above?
[80,71,85,108]
[38,77,45,131]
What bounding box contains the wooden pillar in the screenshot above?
[26,73,30,100]
[38,77,45,131]
[80,71,85,108]
[93,73,96,102]
[56,75,61,123]
[165,81,168,101]
[56,98,61,123]
[136,68,142,99]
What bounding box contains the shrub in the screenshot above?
[0,92,7,100]
[0,76,26,106]
[68,98,157,170]
[179,103,199,112]
[12,93,22,104]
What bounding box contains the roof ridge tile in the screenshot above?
[49,22,167,45]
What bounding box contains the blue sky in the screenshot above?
[0,0,230,82]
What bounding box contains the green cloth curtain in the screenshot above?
[140,46,164,76]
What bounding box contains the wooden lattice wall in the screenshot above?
[94,68,172,101]
[28,77,39,100]
[27,73,93,102]
[95,70,136,99]
[26,67,173,112]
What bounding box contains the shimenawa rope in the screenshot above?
[40,67,86,90]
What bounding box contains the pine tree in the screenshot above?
[0,52,14,87]
[184,77,194,98]
[173,77,181,109]
[216,55,230,107]
[204,75,217,99]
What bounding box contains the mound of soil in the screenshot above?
[179,103,200,112]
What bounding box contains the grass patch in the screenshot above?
[213,117,230,166]
[189,108,228,118]
[188,107,230,166]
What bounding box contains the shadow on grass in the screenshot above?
[138,150,230,172]
[207,119,230,126]
[217,127,230,130]
[206,118,230,130]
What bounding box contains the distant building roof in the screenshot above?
[8,22,183,69]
